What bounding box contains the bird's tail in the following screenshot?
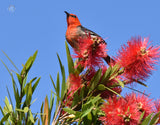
[103,55,115,66]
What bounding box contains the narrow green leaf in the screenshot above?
[91,95,101,104]
[105,86,122,97]
[56,72,60,99]
[0,59,20,107]
[2,50,20,73]
[21,50,38,75]
[32,77,41,93]
[89,69,102,93]
[135,80,148,87]
[61,66,66,99]
[141,113,153,125]
[110,64,120,76]
[6,86,14,110]
[124,86,149,96]
[115,78,124,88]
[149,111,160,125]
[63,108,76,115]
[25,82,32,105]
[65,41,74,74]
[87,112,92,121]
[81,105,94,118]
[50,93,55,112]
[28,110,35,123]
[50,75,56,92]
[57,53,63,75]
[57,54,66,99]
[101,66,112,83]
[139,111,145,123]
[16,73,23,86]
[0,113,10,122]
[40,102,44,123]
[4,97,12,112]
[0,106,5,116]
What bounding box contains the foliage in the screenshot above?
[0,38,160,125]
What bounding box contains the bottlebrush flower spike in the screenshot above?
[125,92,154,119]
[99,95,141,125]
[116,36,160,80]
[73,34,107,69]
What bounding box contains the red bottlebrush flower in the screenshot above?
[125,92,154,119]
[64,73,82,107]
[154,99,160,123]
[99,96,141,125]
[116,36,160,80]
[73,34,107,69]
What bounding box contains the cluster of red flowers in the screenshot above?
[73,34,107,69]
[65,35,160,124]
[99,92,156,125]
[116,36,160,81]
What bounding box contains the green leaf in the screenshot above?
[135,80,148,87]
[63,108,76,115]
[57,54,66,99]
[50,75,56,92]
[21,50,38,75]
[0,106,5,116]
[101,66,112,83]
[50,93,55,112]
[6,86,14,110]
[16,73,23,86]
[141,113,153,125]
[115,78,124,88]
[0,113,10,122]
[56,72,60,99]
[4,97,12,112]
[81,104,94,118]
[89,69,102,93]
[28,110,35,123]
[40,102,44,123]
[65,41,74,74]
[110,64,120,76]
[149,111,160,125]
[105,86,122,97]
[32,77,41,93]
[91,95,101,104]
[25,82,32,105]
[139,111,145,123]
[0,59,20,106]
[2,50,20,73]
[81,95,101,119]
[87,112,92,121]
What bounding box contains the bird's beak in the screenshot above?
[64,11,70,17]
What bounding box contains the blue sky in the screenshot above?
[0,0,160,120]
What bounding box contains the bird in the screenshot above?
[64,11,115,65]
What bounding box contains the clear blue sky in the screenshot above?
[0,0,160,120]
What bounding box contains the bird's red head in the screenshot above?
[65,11,81,27]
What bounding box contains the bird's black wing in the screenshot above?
[78,25,106,44]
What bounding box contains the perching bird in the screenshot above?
[64,11,115,65]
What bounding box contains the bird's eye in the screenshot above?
[71,15,77,18]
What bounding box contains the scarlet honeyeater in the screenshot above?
[64,11,114,65]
